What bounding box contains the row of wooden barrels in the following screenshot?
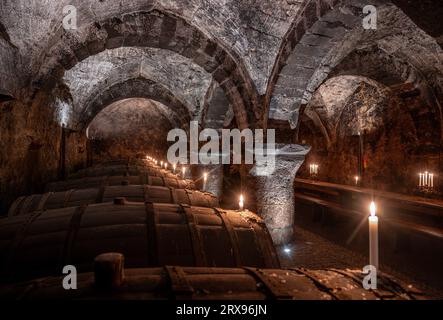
[0,159,426,299]
[0,159,280,287]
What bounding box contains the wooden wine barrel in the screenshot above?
[45,175,196,192]
[0,203,279,283]
[94,158,150,167]
[0,263,426,300]
[8,186,219,216]
[68,164,172,179]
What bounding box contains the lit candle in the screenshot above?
[430,173,434,188]
[203,172,208,190]
[355,176,359,185]
[239,194,244,211]
[182,167,186,178]
[425,171,429,187]
[419,173,422,187]
[160,161,163,168]
[369,201,379,270]
[164,163,168,170]
[173,164,176,173]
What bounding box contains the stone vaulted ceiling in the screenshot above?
[0,0,442,131]
[63,47,212,128]
[0,0,303,94]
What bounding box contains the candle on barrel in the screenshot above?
[203,172,208,190]
[369,201,379,270]
[239,194,244,211]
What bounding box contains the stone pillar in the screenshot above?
[251,144,310,245]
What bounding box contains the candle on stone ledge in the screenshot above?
[239,194,244,211]
[369,201,379,270]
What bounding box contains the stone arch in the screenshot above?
[81,77,190,130]
[63,47,212,121]
[264,0,340,127]
[265,0,443,132]
[300,76,391,149]
[34,10,258,128]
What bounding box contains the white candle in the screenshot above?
[430,174,434,188]
[239,194,244,211]
[203,172,208,191]
[425,171,429,187]
[419,173,422,187]
[182,167,186,178]
[164,163,168,170]
[173,164,176,173]
[355,176,359,185]
[369,201,379,270]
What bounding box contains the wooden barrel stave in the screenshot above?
[8,186,218,216]
[45,176,196,192]
[0,266,426,300]
[68,164,171,179]
[0,202,279,283]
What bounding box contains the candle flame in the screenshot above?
[370,201,376,217]
[239,194,244,208]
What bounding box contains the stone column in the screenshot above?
[251,144,310,245]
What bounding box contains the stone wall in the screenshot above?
[298,84,442,195]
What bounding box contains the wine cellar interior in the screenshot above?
[0,0,442,301]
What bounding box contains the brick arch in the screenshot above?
[34,10,258,129]
[81,77,190,130]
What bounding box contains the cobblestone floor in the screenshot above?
[277,226,443,299]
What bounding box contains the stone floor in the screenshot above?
[277,226,443,299]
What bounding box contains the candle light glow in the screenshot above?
[239,194,244,211]
[418,171,435,189]
[368,201,379,270]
